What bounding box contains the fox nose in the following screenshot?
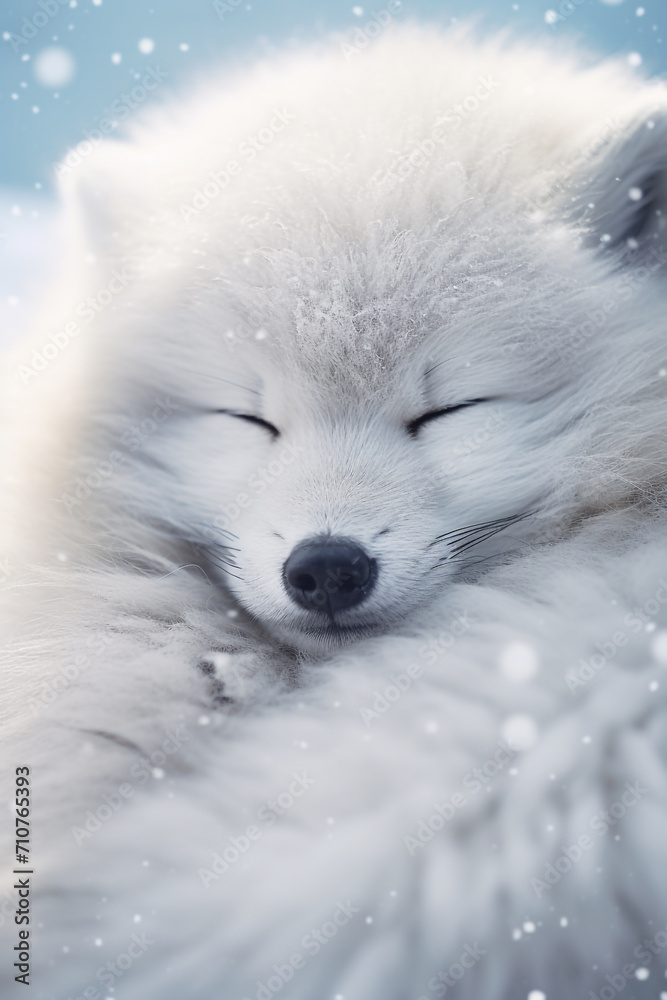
[283,537,376,614]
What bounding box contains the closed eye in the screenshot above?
[216,410,280,438]
[406,400,488,437]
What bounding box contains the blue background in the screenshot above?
[1,0,666,192]
[0,0,665,345]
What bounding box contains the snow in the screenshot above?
[499,641,539,682]
[33,47,76,88]
[138,37,155,55]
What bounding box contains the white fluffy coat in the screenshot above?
[2,26,667,1000]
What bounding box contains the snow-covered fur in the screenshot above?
[2,26,667,1000]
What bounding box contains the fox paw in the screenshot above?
[197,649,269,706]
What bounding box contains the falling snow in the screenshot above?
[499,641,539,682]
[1,6,666,997]
[33,47,76,87]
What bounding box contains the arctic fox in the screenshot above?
[2,25,667,1000]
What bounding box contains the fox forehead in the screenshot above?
[188,222,586,409]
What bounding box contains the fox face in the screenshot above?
[133,205,663,652]
[153,279,557,650]
[56,34,667,653]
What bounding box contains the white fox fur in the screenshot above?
[2,25,667,1000]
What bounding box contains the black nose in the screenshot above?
[283,537,377,614]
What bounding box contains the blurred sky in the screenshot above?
[1,0,666,192]
[0,0,665,344]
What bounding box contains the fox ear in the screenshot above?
[576,109,667,258]
[57,141,162,262]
